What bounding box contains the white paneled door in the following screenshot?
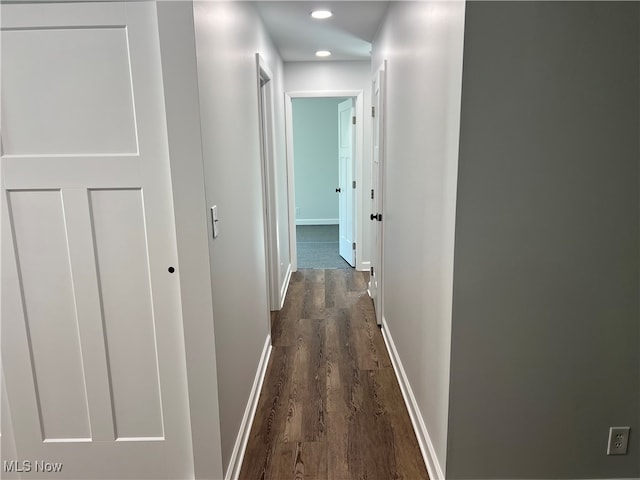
[338,98,356,267]
[1,2,193,478]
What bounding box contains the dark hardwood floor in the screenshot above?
[239,269,429,480]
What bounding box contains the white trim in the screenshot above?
[285,94,297,272]
[287,89,363,98]
[225,335,273,480]
[371,61,387,327]
[285,89,364,274]
[256,53,280,311]
[360,260,370,273]
[295,218,339,226]
[279,263,292,310]
[381,317,445,480]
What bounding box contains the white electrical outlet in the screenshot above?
[607,427,630,455]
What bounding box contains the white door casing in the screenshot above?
[256,54,280,311]
[369,64,386,326]
[338,98,356,267]
[1,2,193,478]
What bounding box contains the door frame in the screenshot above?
[256,54,280,310]
[284,90,364,271]
[370,61,387,326]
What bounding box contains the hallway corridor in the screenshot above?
[239,269,428,479]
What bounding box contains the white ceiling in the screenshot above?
[253,1,390,62]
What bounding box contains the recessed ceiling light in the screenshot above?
[315,50,332,57]
[311,10,332,19]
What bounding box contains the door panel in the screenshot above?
[7,190,92,441]
[2,27,137,156]
[89,189,164,440]
[338,98,355,267]
[1,3,192,478]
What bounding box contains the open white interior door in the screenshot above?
[369,65,386,326]
[338,98,356,267]
[1,3,193,478]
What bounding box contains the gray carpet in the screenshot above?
[297,225,353,269]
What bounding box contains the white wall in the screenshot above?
[448,2,640,478]
[371,1,466,476]
[292,98,344,224]
[285,61,372,269]
[284,61,372,93]
[156,3,223,478]
[192,1,287,473]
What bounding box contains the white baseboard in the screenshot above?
[381,317,445,480]
[295,218,338,226]
[280,263,292,310]
[358,260,370,273]
[225,335,272,480]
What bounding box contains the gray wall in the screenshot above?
[448,2,640,478]
[192,1,286,473]
[292,98,344,224]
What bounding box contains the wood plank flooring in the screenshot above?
[239,269,429,480]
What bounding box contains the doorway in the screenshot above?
[291,96,353,269]
[285,90,364,272]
